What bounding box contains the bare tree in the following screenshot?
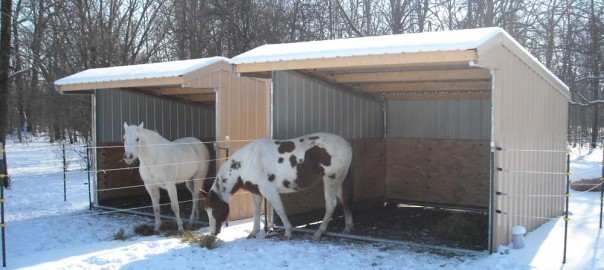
[0,0,12,184]
[587,0,602,148]
[1,0,602,148]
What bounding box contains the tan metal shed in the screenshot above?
[231,27,570,251]
[55,57,270,221]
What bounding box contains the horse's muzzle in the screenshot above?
[123,154,135,165]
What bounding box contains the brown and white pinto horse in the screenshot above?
[204,132,353,240]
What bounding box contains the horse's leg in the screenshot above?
[248,193,262,239]
[189,160,208,225]
[337,183,353,233]
[144,184,162,232]
[262,190,293,240]
[312,182,339,241]
[186,179,200,226]
[165,183,184,231]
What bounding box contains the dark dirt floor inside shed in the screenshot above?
[295,203,489,251]
[103,196,488,251]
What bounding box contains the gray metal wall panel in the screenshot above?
[387,99,491,140]
[273,71,383,140]
[95,89,215,143]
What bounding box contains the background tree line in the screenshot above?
[2,0,603,147]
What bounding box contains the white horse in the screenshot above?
[204,132,353,240]
[123,122,210,231]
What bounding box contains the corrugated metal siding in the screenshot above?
[482,46,568,250]
[95,88,215,143]
[273,71,383,139]
[387,99,491,140]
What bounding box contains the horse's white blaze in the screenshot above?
[123,122,210,231]
[204,132,353,240]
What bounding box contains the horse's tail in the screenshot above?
[341,155,354,213]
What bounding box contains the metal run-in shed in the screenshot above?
[55,57,271,221]
[231,27,570,252]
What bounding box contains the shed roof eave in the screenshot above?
[234,50,479,73]
[54,57,231,92]
[55,76,185,93]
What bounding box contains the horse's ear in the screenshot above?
[123,122,128,130]
[138,122,144,129]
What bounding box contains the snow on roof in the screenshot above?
[55,56,229,86]
[231,28,504,64]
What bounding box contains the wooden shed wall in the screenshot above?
[273,71,385,221]
[190,68,271,221]
[385,138,490,208]
[385,98,491,209]
[96,141,216,206]
[481,45,568,250]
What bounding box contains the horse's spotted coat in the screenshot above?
[204,132,353,240]
[277,141,296,154]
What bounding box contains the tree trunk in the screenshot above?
[589,0,601,149]
[0,0,12,184]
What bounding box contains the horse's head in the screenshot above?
[122,122,144,165]
[203,178,229,235]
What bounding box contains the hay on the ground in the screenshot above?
[179,231,221,249]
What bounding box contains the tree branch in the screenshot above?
[335,0,364,37]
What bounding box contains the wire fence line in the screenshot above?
[496,182,603,198]
[2,138,257,153]
[495,148,571,154]
[7,137,248,181]
[88,138,257,150]
[8,155,229,182]
[495,212,601,222]
[10,198,207,225]
[3,140,603,241]
[497,169,569,175]
[9,175,218,198]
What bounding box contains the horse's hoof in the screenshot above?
[281,235,291,240]
[247,234,257,239]
[311,234,321,241]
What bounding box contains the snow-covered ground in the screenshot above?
[3,138,603,269]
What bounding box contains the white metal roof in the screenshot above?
[231,27,569,95]
[231,28,502,64]
[55,56,228,87]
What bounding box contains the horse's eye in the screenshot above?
[136,138,139,142]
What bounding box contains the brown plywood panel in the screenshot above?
[385,138,490,209]
[215,72,271,221]
[351,138,386,201]
[96,144,147,203]
[281,183,326,216]
[97,141,216,205]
